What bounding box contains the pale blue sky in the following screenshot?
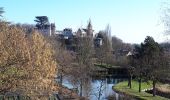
[1,0,168,43]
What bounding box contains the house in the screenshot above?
[94,32,104,47]
[76,28,87,37]
[63,28,73,39]
[94,38,103,47]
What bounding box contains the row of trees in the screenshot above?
[95,31,132,67]
[127,36,170,96]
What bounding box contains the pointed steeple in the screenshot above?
[86,19,93,37]
[87,19,92,30]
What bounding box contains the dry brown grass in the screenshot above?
[157,84,170,93]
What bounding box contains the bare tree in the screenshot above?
[70,36,94,97]
[127,54,135,89]
[95,30,113,66]
[130,45,145,92]
[112,36,123,51]
[97,80,105,100]
[14,23,35,34]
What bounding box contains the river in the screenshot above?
[62,77,126,100]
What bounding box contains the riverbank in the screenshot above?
[112,81,169,100]
[58,85,87,100]
[94,63,128,78]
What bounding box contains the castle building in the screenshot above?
[76,20,94,38]
[86,20,93,37]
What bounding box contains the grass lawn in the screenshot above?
[113,80,169,100]
[94,63,121,68]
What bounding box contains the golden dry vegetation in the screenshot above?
[0,21,58,99]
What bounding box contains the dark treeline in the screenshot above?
[127,36,170,96]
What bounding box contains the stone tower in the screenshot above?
[86,19,93,37]
[50,23,56,36]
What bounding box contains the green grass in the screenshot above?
[113,80,169,100]
[94,63,121,68]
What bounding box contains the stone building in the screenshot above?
[37,23,56,36]
[76,20,94,38]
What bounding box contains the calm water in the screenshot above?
[62,77,125,100]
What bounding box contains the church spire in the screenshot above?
[87,19,93,37]
[87,19,92,30]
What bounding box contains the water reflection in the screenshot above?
[62,77,126,100]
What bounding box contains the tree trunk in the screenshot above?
[128,76,130,87]
[139,77,141,92]
[153,80,156,96]
[60,73,63,85]
[130,75,132,89]
[59,68,63,94]
[80,80,83,97]
[60,66,63,85]
[128,75,132,89]
[98,80,104,100]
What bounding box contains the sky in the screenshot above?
[1,0,169,43]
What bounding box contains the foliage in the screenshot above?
[14,23,35,34]
[0,21,58,98]
[0,7,4,17]
[112,36,132,66]
[131,36,169,95]
[34,16,49,29]
[48,36,74,87]
[131,44,146,80]
[141,36,169,96]
[112,36,123,51]
[141,36,161,79]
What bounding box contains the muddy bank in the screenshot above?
[58,85,88,100]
